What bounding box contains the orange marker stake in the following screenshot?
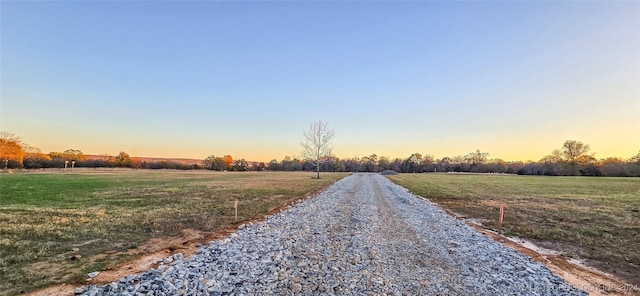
[499,204,505,234]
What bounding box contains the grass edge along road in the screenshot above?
[388,173,640,288]
[0,170,349,296]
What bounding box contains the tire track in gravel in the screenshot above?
[367,174,462,294]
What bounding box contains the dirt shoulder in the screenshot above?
[29,175,637,296]
[31,217,638,296]
[387,174,640,291]
[442,207,638,296]
[27,177,339,296]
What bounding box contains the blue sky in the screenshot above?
[2,1,638,161]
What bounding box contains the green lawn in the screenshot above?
[0,170,348,295]
[388,173,640,285]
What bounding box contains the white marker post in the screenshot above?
[64,160,69,172]
[234,199,238,222]
[72,160,75,169]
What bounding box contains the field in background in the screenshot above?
[388,174,640,285]
[0,170,348,295]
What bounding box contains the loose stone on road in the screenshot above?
[84,173,586,295]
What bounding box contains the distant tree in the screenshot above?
[535,150,563,175]
[0,131,21,143]
[576,154,597,166]
[223,155,233,170]
[280,156,303,171]
[403,153,423,173]
[561,140,590,164]
[561,140,591,175]
[305,160,317,171]
[539,149,563,164]
[579,164,603,176]
[601,157,624,165]
[131,157,142,169]
[101,154,116,165]
[202,155,215,170]
[341,157,362,172]
[45,151,65,167]
[437,157,452,172]
[389,158,403,173]
[48,152,63,159]
[281,156,294,171]
[62,149,86,161]
[628,150,640,177]
[378,156,391,171]
[464,149,489,166]
[267,159,281,171]
[301,121,335,179]
[361,154,378,172]
[631,150,640,165]
[450,155,465,164]
[488,158,508,173]
[21,144,40,155]
[22,145,51,169]
[203,155,227,171]
[251,162,267,171]
[0,132,24,169]
[320,156,338,172]
[115,151,132,167]
[417,154,435,172]
[232,159,249,171]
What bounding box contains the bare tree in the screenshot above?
[464,149,489,165]
[301,121,335,179]
[562,140,590,164]
[560,140,591,175]
[0,131,22,143]
[632,150,640,165]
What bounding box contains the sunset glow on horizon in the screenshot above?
[2,2,638,162]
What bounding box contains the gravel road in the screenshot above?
[84,173,586,295]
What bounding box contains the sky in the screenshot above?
[1,1,639,162]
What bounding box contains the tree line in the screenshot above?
[0,132,200,170]
[1,131,639,176]
[263,142,640,177]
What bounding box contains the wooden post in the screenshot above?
[234,199,238,222]
[498,204,505,234]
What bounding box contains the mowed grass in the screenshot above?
[388,174,640,284]
[0,170,348,295]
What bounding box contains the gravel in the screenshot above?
[84,173,586,295]
[379,170,399,175]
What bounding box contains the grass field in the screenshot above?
[388,173,640,285]
[0,170,348,295]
